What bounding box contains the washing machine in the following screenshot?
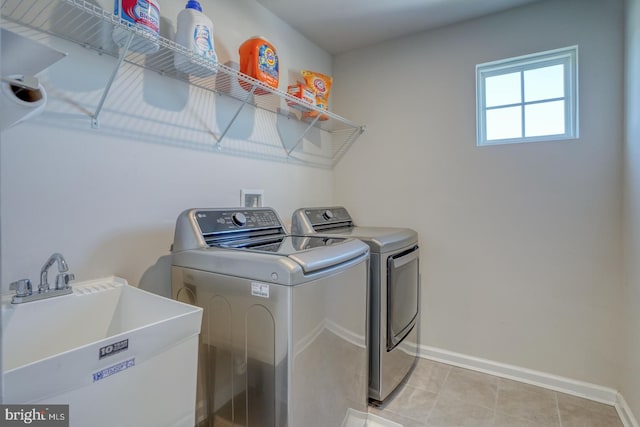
[171,207,370,427]
[291,207,419,404]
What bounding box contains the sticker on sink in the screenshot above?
[92,358,135,382]
[99,339,129,360]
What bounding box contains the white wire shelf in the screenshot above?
[0,0,365,168]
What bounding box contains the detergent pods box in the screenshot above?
[238,36,279,94]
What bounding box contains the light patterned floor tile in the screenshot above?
[492,411,559,427]
[427,394,494,427]
[403,359,451,394]
[440,366,498,409]
[495,378,560,426]
[368,359,624,427]
[379,382,438,422]
[557,392,624,427]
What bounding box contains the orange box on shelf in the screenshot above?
[301,70,332,103]
[302,95,329,122]
[286,83,315,111]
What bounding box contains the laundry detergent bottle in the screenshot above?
[174,0,217,77]
[112,0,161,54]
[238,36,279,94]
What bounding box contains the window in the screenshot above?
[476,46,578,146]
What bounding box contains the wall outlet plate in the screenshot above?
[240,189,264,207]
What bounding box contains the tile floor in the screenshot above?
[368,359,624,427]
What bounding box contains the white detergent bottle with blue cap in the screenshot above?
[174,0,217,77]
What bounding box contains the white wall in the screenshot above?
[0,0,335,296]
[333,0,624,388]
[622,0,640,419]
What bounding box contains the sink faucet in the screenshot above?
[9,253,75,304]
[39,252,72,292]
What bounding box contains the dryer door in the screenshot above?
[387,246,419,350]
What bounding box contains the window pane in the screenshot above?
[476,46,577,146]
[524,64,564,102]
[525,100,565,137]
[486,106,522,140]
[485,72,521,107]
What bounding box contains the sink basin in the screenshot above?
[2,276,202,427]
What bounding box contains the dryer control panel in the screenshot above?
[293,207,353,233]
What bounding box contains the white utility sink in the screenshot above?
[2,276,203,427]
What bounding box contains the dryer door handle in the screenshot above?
[391,247,419,269]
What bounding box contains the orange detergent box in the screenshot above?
[238,36,279,95]
[302,70,332,101]
[286,83,316,111]
[301,70,332,121]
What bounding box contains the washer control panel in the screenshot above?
[195,208,283,234]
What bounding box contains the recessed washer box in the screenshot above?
[2,276,203,427]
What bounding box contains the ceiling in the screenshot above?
[256,0,542,55]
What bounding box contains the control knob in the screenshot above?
[322,210,334,221]
[232,212,247,227]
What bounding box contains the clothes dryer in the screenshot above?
[292,207,419,404]
[172,207,370,426]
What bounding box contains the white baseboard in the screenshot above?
[616,393,640,427]
[418,344,637,423]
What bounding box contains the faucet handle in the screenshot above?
[55,272,75,290]
[10,279,32,297]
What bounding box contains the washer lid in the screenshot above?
[218,235,369,273]
[306,226,417,253]
[172,237,369,283]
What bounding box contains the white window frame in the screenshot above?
[476,46,579,146]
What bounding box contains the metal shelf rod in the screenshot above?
[286,114,321,155]
[91,31,133,128]
[215,84,258,149]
